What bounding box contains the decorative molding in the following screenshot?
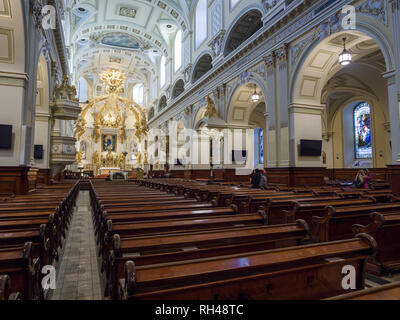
[208,30,226,58]
[264,52,276,69]
[184,64,193,84]
[0,28,14,64]
[288,103,324,115]
[0,0,11,17]
[356,0,387,25]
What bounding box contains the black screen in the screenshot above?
[300,140,322,157]
[232,150,248,162]
[34,145,44,160]
[0,125,12,149]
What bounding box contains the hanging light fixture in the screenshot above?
[339,37,352,66]
[251,85,260,103]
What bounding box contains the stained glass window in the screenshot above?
[354,102,372,159]
[259,129,264,164]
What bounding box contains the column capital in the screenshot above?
[263,52,276,69]
[288,103,324,115]
[275,44,289,64]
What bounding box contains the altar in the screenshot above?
[99,168,122,175]
[73,69,149,177]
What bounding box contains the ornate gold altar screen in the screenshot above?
[74,70,149,175]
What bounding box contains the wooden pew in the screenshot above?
[286,198,377,227]
[0,242,41,300]
[119,234,376,300]
[352,212,400,276]
[326,281,400,300]
[105,212,268,239]
[0,275,21,300]
[105,220,309,299]
[0,224,52,267]
[312,203,400,243]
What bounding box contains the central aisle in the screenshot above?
[50,191,103,300]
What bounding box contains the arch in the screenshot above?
[223,8,263,57]
[192,53,213,83]
[290,24,395,105]
[158,96,167,112]
[172,79,185,99]
[226,75,268,123]
[193,106,208,130]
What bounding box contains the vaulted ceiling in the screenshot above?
[65,0,193,82]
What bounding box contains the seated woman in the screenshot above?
[362,169,372,189]
[353,169,372,189]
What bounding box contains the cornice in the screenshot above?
[150,0,349,127]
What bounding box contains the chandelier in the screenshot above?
[339,38,352,66]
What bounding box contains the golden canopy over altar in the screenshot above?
[73,69,149,175]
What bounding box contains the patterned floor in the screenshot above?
[47,191,400,300]
[49,191,103,300]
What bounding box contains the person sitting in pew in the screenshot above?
[353,169,372,189]
[259,170,267,190]
[250,169,262,189]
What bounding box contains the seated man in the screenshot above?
[259,170,267,190]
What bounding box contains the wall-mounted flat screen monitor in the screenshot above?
[34,145,44,160]
[0,125,12,149]
[300,139,322,157]
[232,150,248,162]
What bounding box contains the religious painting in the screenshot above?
[354,102,372,159]
[102,134,117,152]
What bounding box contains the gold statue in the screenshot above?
[74,117,87,141]
[119,153,126,169]
[93,118,101,143]
[119,127,125,144]
[75,151,83,164]
[93,151,100,166]
[204,96,220,119]
[137,152,142,165]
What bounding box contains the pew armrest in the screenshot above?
[352,224,370,236]
[312,214,331,243]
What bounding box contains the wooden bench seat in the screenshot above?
[105,220,309,299]
[0,275,21,300]
[119,234,376,300]
[0,226,51,266]
[313,203,400,243]
[286,198,377,227]
[326,281,400,300]
[0,242,41,300]
[106,213,267,239]
[353,212,400,275]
